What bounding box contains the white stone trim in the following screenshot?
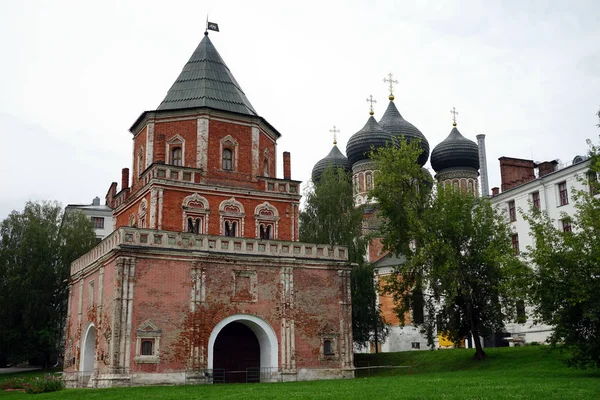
[197,118,209,170]
[145,123,154,168]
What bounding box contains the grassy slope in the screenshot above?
[1,347,598,399]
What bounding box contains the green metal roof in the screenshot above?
[157,33,258,116]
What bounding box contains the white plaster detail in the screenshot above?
[207,314,278,370]
[157,189,164,230]
[182,193,210,233]
[166,134,185,166]
[220,135,239,171]
[149,189,157,229]
[146,123,154,168]
[197,118,209,170]
[219,197,245,236]
[251,127,260,178]
[254,202,280,239]
[81,323,96,373]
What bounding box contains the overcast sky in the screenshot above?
[1,0,599,221]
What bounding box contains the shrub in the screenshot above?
[23,375,65,394]
[0,377,29,390]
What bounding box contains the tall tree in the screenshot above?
[0,201,96,367]
[300,166,387,349]
[371,140,530,360]
[523,136,600,368]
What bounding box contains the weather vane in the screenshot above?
[383,73,399,101]
[329,125,340,145]
[366,95,377,116]
[450,107,459,126]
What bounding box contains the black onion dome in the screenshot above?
[379,101,430,166]
[311,145,350,182]
[431,126,480,173]
[346,116,395,166]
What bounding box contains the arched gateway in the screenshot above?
[208,315,278,383]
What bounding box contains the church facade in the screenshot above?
[63,32,354,388]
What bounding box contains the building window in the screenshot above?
[171,147,182,166]
[92,217,104,229]
[531,191,540,210]
[224,220,237,237]
[187,217,202,234]
[589,171,599,195]
[222,148,233,171]
[411,342,421,349]
[366,173,372,190]
[263,158,270,177]
[135,320,161,364]
[516,300,526,323]
[137,148,144,177]
[259,224,272,240]
[412,289,424,324]
[558,182,568,206]
[141,339,154,356]
[323,339,334,355]
[511,234,520,255]
[508,200,516,222]
[562,219,572,233]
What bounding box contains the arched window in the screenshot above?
[259,224,272,240]
[172,147,182,166]
[263,158,269,177]
[187,217,202,234]
[137,148,144,177]
[224,220,237,237]
[222,148,233,171]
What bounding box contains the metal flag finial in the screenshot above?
[383,73,399,101]
[329,125,340,145]
[450,107,459,127]
[366,95,377,116]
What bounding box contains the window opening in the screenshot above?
[222,148,233,171]
[558,182,568,206]
[508,200,516,222]
[172,147,182,166]
[532,191,540,210]
[141,340,154,356]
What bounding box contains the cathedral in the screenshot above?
[63,32,354,388]
[311,84,486,352]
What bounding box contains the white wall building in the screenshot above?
[489,154,596,344]
[65,197,114,241]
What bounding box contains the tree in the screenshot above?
[300,165,387,349]
[0,201,96,367]
[523,136,600,368]
[371,140,530,360]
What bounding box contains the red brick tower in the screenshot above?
[107,32,300,241]
[64,32,353,388]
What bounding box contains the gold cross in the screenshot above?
[329,125,340,145]
[366,95,377,116]
[450,107,459,126]
[383,73,399,101]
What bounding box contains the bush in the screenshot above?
[24,374,65,394]
[0,377,29,390]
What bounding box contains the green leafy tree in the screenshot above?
[0,201,96,367]
[300,165,387,349]
[523,136,600,368]
[371,140,530,360]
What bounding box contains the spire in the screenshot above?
[157,35,257,116]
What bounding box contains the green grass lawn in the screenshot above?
[1,347,598,399]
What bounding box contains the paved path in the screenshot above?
[0,367,41,374]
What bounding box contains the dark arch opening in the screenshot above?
[213,321,260,383]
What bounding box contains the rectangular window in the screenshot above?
[141,339,154,356]
[511,234,520,255]
[562,219,572,233]
[516,300,526,323]
[411,342,421,349]
[589,171,599,195]
[531,191,540,210]
[323,339,334,355]
[92,217,104,229]
[508,200,516,222]
[558,182,568,206]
